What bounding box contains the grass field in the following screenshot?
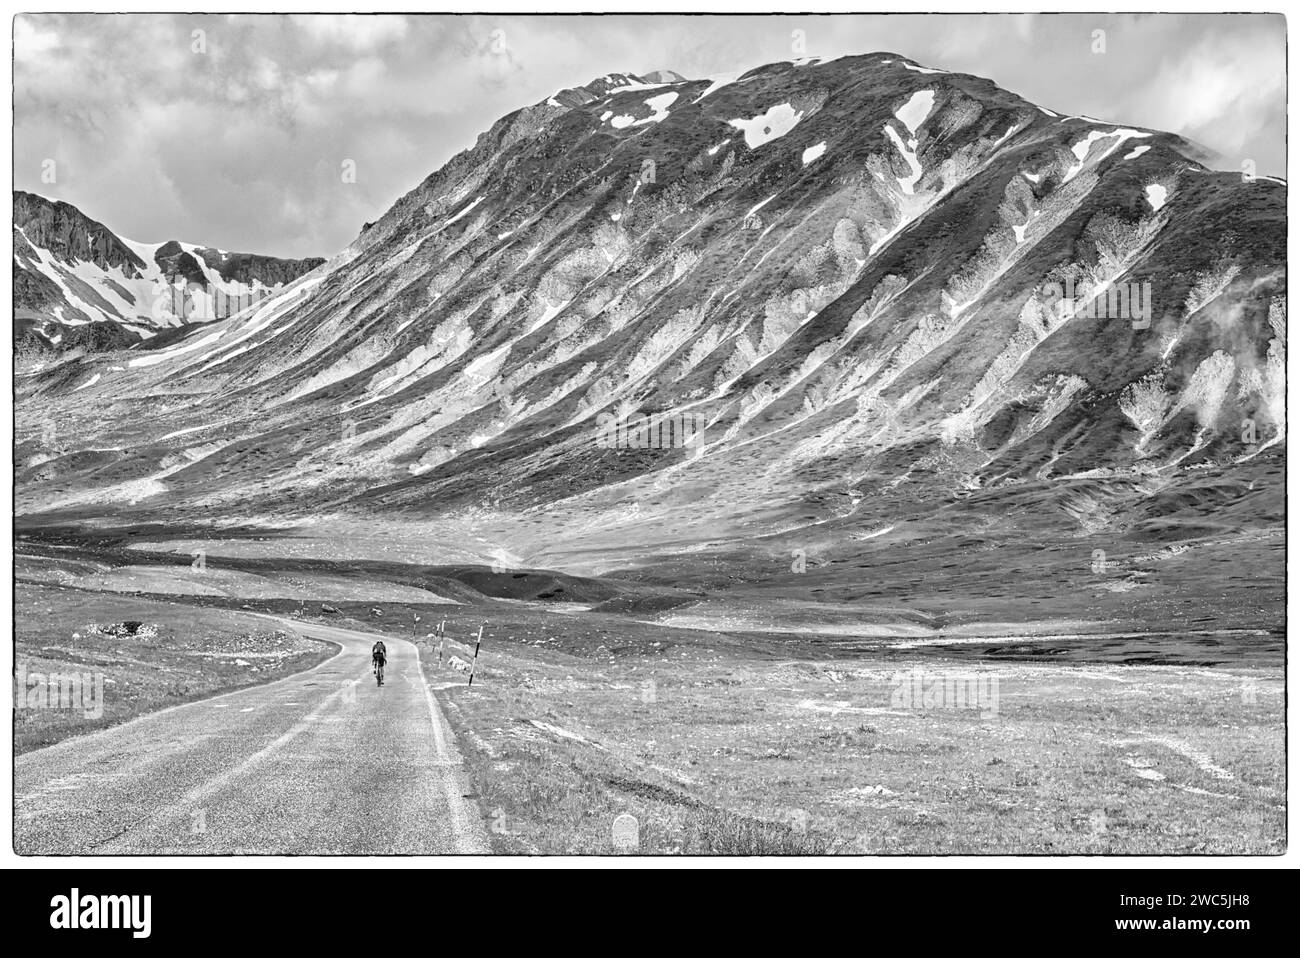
[14,582,336,753]
[419,620,1284,855]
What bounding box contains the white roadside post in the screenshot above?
[467,622,485,688]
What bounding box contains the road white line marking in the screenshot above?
[17,629,346,767]
[412,642,490,854]
[94,670,365,852]
[266,616,489,852]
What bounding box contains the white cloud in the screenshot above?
[14,15,60,59]
[293,14,409,51]
[1125,33,1284,160]
[13,13,1284,259]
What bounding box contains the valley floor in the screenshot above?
[428,632,1282,855]
[11,524,1285,855]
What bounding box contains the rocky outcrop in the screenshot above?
[14,191,146,276]
[192,247,325,287]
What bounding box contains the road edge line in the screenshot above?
[412,642,491,855]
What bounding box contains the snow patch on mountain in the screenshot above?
[614,91,680,128]
[638,91,679,124]
[883,125,924,194]
[527,300,566,335]
[744,194,778,219]
[186,275,327,372]
[802,142,827,165]
[128,329,225,368]
[894,90,935,134]
[463,341,511,382]
[445,196,484,226]
[728,103,804,148]
[1062,128,1152,183]
[694,70,743,103]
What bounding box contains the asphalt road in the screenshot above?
[14,618,489,855]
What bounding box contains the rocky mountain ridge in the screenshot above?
[13,190,324,362]
[14,53,1284,595]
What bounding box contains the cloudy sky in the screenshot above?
[15,12,1285,259]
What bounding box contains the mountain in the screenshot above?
[13,190,324,364]
[14,53,1285,633]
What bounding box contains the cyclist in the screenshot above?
[372,640,387,685]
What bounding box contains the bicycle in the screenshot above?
[374,656,385,686]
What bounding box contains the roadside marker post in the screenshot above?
[467,622,485,688]
[438,620,446,668]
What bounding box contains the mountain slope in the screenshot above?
[15,54,1285,597]
[13,190,325,364]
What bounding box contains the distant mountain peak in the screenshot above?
[12,190,324,363]
[640,68,689,84]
